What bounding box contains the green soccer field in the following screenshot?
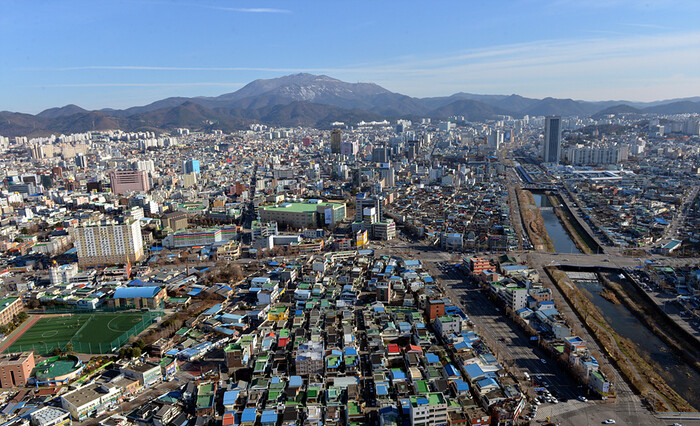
[6,311,155,354]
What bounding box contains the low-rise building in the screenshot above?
[408,393,448,426]
[0,352,35,388]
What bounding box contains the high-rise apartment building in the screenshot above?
[109,170,150,194]
[330,129,342,154]
[543,116,562,164]
[372,145,390,163]
[182,159,200,174]
[75,153,88,168]
[69,219,144,267]
[136,159,155,173]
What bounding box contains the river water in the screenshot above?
[532,193,581,254]
[575,278,700,410]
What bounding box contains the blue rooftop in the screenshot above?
[260,411,277,424]
[112,286,161,299]
[289,376,303,388]
[241,408,257,423]
[223,391,239,405]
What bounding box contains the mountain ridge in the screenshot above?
[3,73,698,137]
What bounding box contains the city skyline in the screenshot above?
[3,0,700,113]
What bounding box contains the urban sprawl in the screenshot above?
[0,111,699,426]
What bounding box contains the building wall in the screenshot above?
[109,170,150,194]
[69,220,144,267]
[0,298,24,327]
[0,352,35,388]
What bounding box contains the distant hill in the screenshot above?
[642,101,700,115]
[427,99,513,121]
[2,73,700,136]
[37,104,87,119]
[592,104,643,118]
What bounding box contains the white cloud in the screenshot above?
[30,82,244,88]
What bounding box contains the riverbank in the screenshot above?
[598,272,700,374]
[517,187,555,252]
[546,267,695,412]
[548,193,595,254]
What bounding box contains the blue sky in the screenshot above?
[2,0,700,113]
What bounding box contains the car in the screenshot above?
[578,396,588,402]
[540,358,547,364]
[499,337,506,342]
[602,420,616,424]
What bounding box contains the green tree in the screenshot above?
[16,311,28,322]
[65,343,74,354]
[52,347,62,357]
[131,347,142,358]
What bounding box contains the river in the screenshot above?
[532,193,581,254]
[575,278,700,410]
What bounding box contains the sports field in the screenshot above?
[5,311,157,354]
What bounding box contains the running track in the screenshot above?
[0,315,40,353]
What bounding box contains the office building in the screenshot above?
[258,200,346,230]
[355,193,384,223]
[108,170,150,194]
[69,219,144,267]
[543,116,561,164]
[330,129,342,154]
[182,159,200,174]
[0,352,35,388]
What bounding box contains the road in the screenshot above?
[429,263,667,426]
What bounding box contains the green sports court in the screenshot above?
[6,311,158,354]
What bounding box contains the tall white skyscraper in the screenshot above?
[543,116,562,164]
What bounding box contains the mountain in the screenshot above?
[642,101,700,114]
[523,97,593,117]
[427,100,513,121]
[37,104,87,119]
[216,73,391,107]
[3,73,700,136]
[592,104,643,118]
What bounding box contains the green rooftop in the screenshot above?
[410,392,445,407]
[0,297,18,311]
[260,201,343,214]
[347,401,362,416]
